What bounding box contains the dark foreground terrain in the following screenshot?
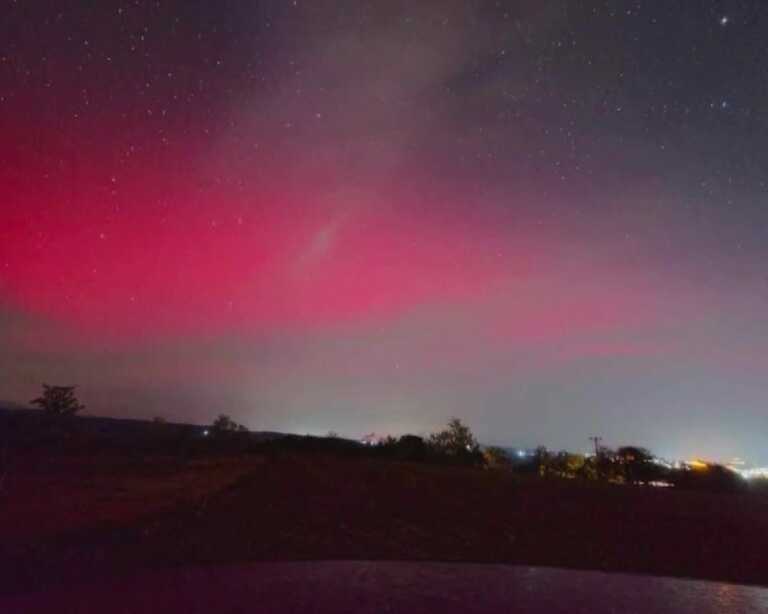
[2,412,768,594]
[3,453,768,592]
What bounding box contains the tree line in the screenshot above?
[373,422,747,492]
[27,384,751,492]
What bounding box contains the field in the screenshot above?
[3,424,768,595]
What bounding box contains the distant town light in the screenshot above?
[687,459,709,470]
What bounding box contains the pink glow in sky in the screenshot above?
[2,0,768,464]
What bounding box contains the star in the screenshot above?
[719,16,729,26]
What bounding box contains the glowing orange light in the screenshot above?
[687,459,709,470]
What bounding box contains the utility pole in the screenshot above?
[589,436,602,457]
[590,436,605,481]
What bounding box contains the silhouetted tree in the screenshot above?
[379,434,429,461]
[616,446,657,484]
[211,414,247,434]
[399,434,428,459]
[429,418,483,465]
[31,384,85,416]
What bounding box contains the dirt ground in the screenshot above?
[3,451,768,594]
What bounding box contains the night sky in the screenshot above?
[2,1,767,463]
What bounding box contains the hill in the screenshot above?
[1,422,768,594]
